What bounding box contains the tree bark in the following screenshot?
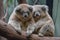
[0,20,60,40]
[0,0,7,40]
[17,0,27,4]
[0,20,27,40]
[0,0,4,19]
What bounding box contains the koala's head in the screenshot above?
[14,4,33,22]
[32,5,48,22]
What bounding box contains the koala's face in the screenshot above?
[15,4,33,21]
[32,5,48,22]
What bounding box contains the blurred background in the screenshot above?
[0,0,60,37]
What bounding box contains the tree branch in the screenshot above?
[0,20,27,40]
[0,20,60,40]
[0,0,4,19]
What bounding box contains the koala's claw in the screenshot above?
[16,30,21,35]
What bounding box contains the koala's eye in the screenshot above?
[34,11,40,17]
[16,9,21,13]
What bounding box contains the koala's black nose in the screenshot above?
[24,15,28,17]
[23,13,29,18]
[36,14,39,16]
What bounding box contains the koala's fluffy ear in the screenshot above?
[28,6,33,12]
[41,5,48,12]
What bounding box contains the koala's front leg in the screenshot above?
[38,25,49,36]
[26,24,36,37]
[26,24,36,40]
[8,20,21,34]
[38,24,54,37]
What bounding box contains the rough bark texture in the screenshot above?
[17,0,27,4]
[0,0,4,19]
[0,20,27,40]
[0,20,60,40]
[0,0,7,40]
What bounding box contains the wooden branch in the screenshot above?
[0,19,41,40]
[0,20,27,40]
[0,0,4,19]
[30,34,60,40]
[0,20,58,40]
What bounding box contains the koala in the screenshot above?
[8,4,36,37]
[32,5,55,37]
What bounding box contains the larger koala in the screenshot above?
[32,5,55,36]
[8,4,36,37]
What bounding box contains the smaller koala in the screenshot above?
[32,5,55,37]
[8,4,36,37]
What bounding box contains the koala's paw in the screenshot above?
[26,32,32,40]
[38,33,44,37]
[26,34,31,40]
[16,30,21,35]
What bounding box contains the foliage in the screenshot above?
[3,0,18,22]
